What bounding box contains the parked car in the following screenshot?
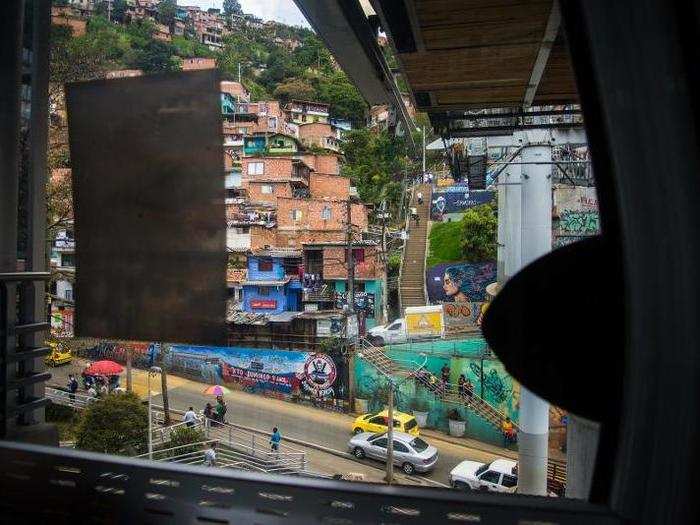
[368,318,409,345]
[44,342,72,367]
[352,410,420,436]
[449,458,518,492]
[347,431,438,475]
[368,306,445,346]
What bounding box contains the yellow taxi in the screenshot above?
[44,342,72,367]
[352,410,420,436]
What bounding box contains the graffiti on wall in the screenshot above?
[553,186,600,247]
[431,187,495,221]
[441,302,487,331]
[426,261,496,303]
[167,345,347,401]
[559,211,600,235]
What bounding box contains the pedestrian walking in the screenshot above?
[184,406,197,428]
[68,375,78,402]
[204,442,217,467]
[99,382,108,397]
[203,402,214,421]
[465,378,474,404]
[270,427,281,457]
[417,191,424,205]
[457,374,466,399]
[501,417,516,446]
[441,363,450,384]
[87,385,97,398]
[215,397,227,424]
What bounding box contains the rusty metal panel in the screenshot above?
[66,70,226,345]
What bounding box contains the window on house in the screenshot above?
[321,206,332,220]
[61,253,75,267]
[257,286,270,296]
[64,289,73,301]
[290,209,302,221]
[276,139,285,148]
[261,184,273,194]
[248,162,264,175]
[269,117,277,129]
[258,259,273,272]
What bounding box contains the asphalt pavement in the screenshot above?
[50,359,511,487]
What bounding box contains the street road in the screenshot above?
[51,360,511,487]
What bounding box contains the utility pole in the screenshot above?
[379,200,389,323]
[385,381,394,484]
[345,198,355,313]
[421,126,426,180]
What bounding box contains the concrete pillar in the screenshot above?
[517,129,552,495]
[565,415,600,499]
[496,172,507,285]
[503,157,522,282]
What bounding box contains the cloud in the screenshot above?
[239,0,309,27]
[179,1,309,27]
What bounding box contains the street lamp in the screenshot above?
[356,352,427,485]
[147,366,162,460]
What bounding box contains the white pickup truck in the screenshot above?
[368,305,444,346]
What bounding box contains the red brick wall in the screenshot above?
[309,174,349,200]
[299,122,332,140]
[242,158,294,180]
[250,225,276,251]
[245,181,291,204]
[322,246,380,279]
[183,57,216,70]
[276,198,365,232]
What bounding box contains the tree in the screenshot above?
[75,392,148,454]
[273,78,316,104]
[316,71,366,126]
[130,40,181,73]
[223,0,243,17]
[460,203,498,262]
[157,0,177,27]
[341,128,413,220]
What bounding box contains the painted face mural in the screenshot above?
[429,261,496,304]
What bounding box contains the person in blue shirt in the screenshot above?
[270,427,281,457]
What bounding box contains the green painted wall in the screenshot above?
[353,337,519,448]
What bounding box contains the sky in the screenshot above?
[180,0,310,28]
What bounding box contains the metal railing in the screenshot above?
[46,386,98,411]
[150,405,306,474]
[2,441,616,523]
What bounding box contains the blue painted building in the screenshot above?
[242,251,303,315]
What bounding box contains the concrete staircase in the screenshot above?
[358,340,517,432]
[399,184,431,309]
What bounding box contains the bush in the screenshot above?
[75,391,148,455]
[158,426,206,458]
[411,398,429,412]
[427,221,463,266]
[448,408,464,421]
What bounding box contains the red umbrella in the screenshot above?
[85,360,123,375]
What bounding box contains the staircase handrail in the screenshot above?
[398,184,416,313]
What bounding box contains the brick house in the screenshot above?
[181,57,216,71]
[302,241,385,328]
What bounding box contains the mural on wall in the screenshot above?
[165,345,348,402]
[82,341,152,368]
[553,186,600,247]
[353,343,520,448]
[441,301,488,331]
[50,306,74,337]
[430,187,495,221]
[427,261,496,303]
[335,291,375,315]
